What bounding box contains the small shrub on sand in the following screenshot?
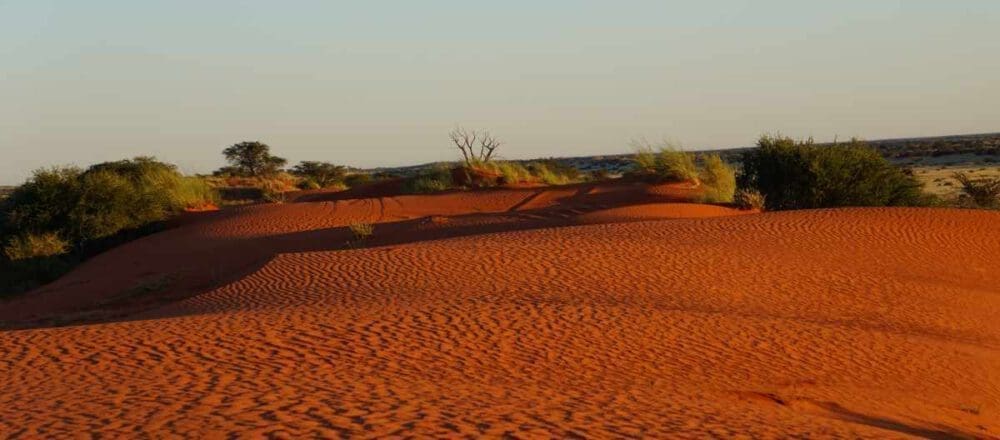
[493,161,532,185]
[953,172,1000,209]
[405,166,455,193]
[410,177,451,193]
[734,189,766,211]
[349,222,374,241]
[3,232,69,261]
[530,160,581,185]
[528,162,573,185]
[629,141,699,183]
[699,154,736,203]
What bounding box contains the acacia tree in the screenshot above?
[291,161,347,187]
[222,141,287,176]
[449,127,502,166]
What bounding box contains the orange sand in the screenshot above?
[1,182,998,438]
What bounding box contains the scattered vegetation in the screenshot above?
[0,157,218,296]
[349,222,374,241]
[733,189,766,211]
[738,135,931,210]
[953,172,1000,209]
[528,160,581,185]
[405,166,455,194]
[399,130,586,194]
[626,142,736,203]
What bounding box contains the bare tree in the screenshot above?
[449,127,502,166]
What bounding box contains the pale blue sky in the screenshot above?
[2,1,998,183]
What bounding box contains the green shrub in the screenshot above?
[699,154,736,203]
[953,173,1000,209]
[739,135,929,210]
[0,157,219,296]
[404,166,455,194]
[4,232,69,261]
[734,188,766,211]
[1,167,82,239]
[70,170,154,241]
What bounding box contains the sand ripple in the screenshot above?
[1,202,998,437]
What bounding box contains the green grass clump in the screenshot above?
[699,154,736,203]
[630,141,699,183]
[349,222,374,241]
[404,165,455,193]
[528,162,571,185]
[493,161,532,184]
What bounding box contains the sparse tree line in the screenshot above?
[2,130,998,297]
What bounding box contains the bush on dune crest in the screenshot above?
[739,135,932,210]
[626,141,736,203]
[628,140,700,183]
[0,157,219,296]
[402,129,585,194]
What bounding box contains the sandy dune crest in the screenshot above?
[1,183,998,437]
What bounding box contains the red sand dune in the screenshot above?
[1,182,998,438]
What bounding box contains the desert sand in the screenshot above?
[1,181,998,438]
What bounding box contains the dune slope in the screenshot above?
[0,181,737,325]
[1,198,998,437]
